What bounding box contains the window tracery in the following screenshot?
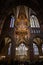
[30,15,40,28]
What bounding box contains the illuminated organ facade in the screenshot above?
[0,6,43,62]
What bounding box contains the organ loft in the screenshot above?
[0,5,43,64]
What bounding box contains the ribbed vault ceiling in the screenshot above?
[0,0,43,23]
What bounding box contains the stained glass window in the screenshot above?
[8,43,12,55]
[10,15,15,28]
[42,44,43,53]
[33,43,39,55]
[15,43,28,56]
[30,15,40,28]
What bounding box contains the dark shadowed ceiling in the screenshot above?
[0,0,43,23]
